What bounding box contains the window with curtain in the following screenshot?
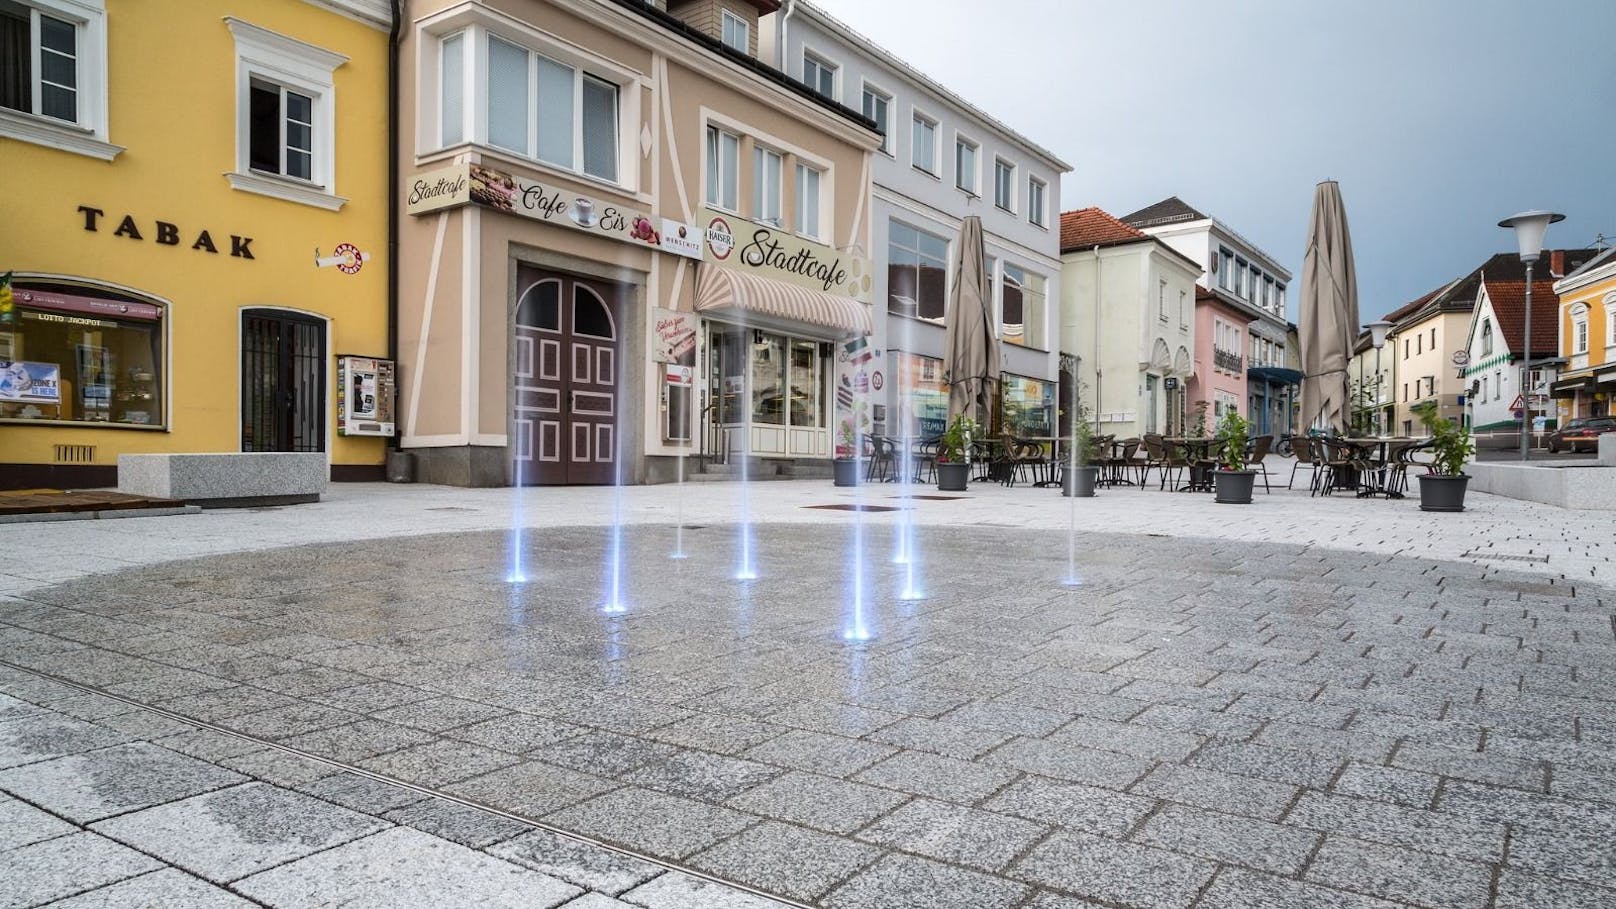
[705,126,739,211]
[753,146,782,225]
[794,163,820,239]
[0,0,76,123]
[888,220,948,322]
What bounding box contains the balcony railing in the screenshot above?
[1213,348,1243,372]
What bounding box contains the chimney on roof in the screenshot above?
[1550,249,1565,278]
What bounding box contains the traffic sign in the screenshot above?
[1508,393,1525,410]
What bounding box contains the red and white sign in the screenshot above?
[664,364,693,387]
[705,216,735,260]
[315,243,368,274]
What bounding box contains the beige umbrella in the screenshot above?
[944,216,998,427]
[1300,181,1359,435]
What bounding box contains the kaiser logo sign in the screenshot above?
[705,216,735,260]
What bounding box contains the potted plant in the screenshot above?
[1189,400,1210,438]
[833,418,860,487]
[1062,396,1100,497]
[1213,410,1256,504]
[1414,402,1475,512]
[936,413,979,492]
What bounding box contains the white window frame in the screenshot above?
[802,48,836,100]
[1179,289,1188,326]
[1480,318,1492,356]
[226,17,347,210]
[1605,294,1616,347]
[910,108,937,177]
[1027,176,1047,227]
[861,80,892,156]
[1572,304,1589,354]
[954,134,978,195]
[752,144,783,227]
[705,124,740,213]
[720,9,749,54]
[993,158,1015,213]
[794,162,822,241]
[1158,279,1168,322]
[0,0,116,160]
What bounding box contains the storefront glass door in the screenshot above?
[707,323,829,458]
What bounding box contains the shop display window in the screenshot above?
[1001,373,1052,436]
[1,285,164,427]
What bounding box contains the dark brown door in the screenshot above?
[242,309,325,453]
[513,266,622,485]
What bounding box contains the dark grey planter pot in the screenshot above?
[936,461,970,492]
[385,450,415,483]
[833,458,861,487]
[1062,465,1099,497]
[1214,469,1256,504]
[1417,474,1469,512]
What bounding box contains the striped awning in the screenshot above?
[694,265,871,337]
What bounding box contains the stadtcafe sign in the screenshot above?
[406,163,700,260]
[701,208,872,303]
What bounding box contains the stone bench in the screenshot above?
[118,452,328,508]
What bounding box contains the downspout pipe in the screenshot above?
[777,0,797,70]
[1092,244,1101,435]
[386,0,403,452]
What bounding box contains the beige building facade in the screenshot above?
[396,0,880,485]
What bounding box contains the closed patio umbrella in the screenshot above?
[944,215,998,427]
[1300,181,1360,435]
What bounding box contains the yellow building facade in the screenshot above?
[0,0,391,488]
[1552,247,1616,420]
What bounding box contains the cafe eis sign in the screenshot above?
[406,163,701,260]
[701,208,872,303]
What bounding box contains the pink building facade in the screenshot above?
[1189,287,1249,428]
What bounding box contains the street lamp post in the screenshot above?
[1498,211,1565,461]
[1366,320,1392,435]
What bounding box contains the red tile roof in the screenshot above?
[1483,276,1562,358]
[1060,207,1149,253]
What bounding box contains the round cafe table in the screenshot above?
[1164,437,1217,492]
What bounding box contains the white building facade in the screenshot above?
[762,1,1071,440]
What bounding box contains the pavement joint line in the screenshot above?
[0,658,815,909]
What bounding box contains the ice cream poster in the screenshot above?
[833,337,881,459]
[0,360,60,403]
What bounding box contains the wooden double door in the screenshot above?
[512,266,624,485]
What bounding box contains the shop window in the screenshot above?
[705,125,739,211]
[888,220,948,323]
[1,283,165,428]
[955,137,977,194]
[994,159,1015,212]
[1001,374,1051,436]
[227,17,345,209]
[752,146,782,226]
[788,340,821,428]
[861,83,891,156]
[1002,264,1046,350]
[795,163,821,240]
[749,333,784,425]
[897,352,948,438]
[0,0,114,159]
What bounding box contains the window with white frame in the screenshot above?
[802,50,835,99]
[1493,369,1501,400]
[1002,263,1046,349]
[954,137,977,194]
[227,18,346,209]
[911,112,936,175]
[994,158,1014,211]
[1218,248,1234,291]
[438,30,621,185]
[1480,318,1492,356]
[1158,280,1167,320]
[1480,375,1487,402]
[753,145,782,226]
[705,125,739,211]
[1249,264,1261,303]
[888,220,948,322]
[1234,258,1248,297]
[1572,304,1589,354]
[720,10,748,54]
[1606,297,1616,346]
[861,84,890,155]
[1179,290,1188,326]
[794,163,821,240]
[1027,177,1046,226]
[0,0,113,158]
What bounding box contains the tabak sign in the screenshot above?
[405,163,701,260]
[701,209,872,303]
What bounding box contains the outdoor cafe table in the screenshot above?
[1165,437,1217,492]
[1018,436,1066,487]
[1340,436,1426,498]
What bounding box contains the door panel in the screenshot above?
[513,268,622,484]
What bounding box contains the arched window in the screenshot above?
[1571,303,1590,354]
[1480,319,1492,356]
[515,279,561,331]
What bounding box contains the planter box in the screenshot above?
[119,452,327,508]
[936,461,969,492]
[833,459,861,487]
[1062,465,1098,497]
[1214,469,1256,504]
[1417,473,1469,512]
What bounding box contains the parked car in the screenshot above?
[1545,417,1616,453]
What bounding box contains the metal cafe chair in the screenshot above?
[1287,436,1319,491]
[1247,434,1275,493]
[864,435,896,482]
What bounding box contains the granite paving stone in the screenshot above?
[89,782,389,882]
[1391,741,1549,791]
[620,870,799,908]
[369,696,508,732]
[1010,830,1216,909]
[234,827,581,908]
[443,712,588,753]
[982,737,1153,789]
[622,749,784,801]
[724,770,907,835]
[982,775,1154,836]
[1196,865,1410,909]
[382,795,533,848]
[643,713,788,754]
[276,719,437,763]
[218,746,346,787]
[1129,762,1298,821]
[0,714,131,770]
[297,770,427,813]
[852,748,1020,803]
[530,730,682,776]
[489,828,665,895]
[0,741,246,823]
[34,868,256,908]
[1332,762,1441,808]
[739,729,897,776]
[691,820,883,902]
[447,760,618,818]
[0,794,76,850]
[0,831,161,909]
[1306,835,1492,909]
[1286,791,1507,862]
[1134,803,1319,874]
[1493,869,1616,909]
[855,797,1045,872]
[548,787,756,858]
[356,739,522,788]
[1186,741,1344,788]
[821,853,1028,909]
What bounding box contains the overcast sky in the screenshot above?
[810,0,1616,325]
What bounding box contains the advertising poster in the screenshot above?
[833,336,882,458]
[0,360,60,403]
[337,356,396,437]
[653,308,697,441]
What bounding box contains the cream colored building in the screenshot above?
[396,0,881,485]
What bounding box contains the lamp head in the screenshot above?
[1498,210,1565,264]
[1366,320,1392,349]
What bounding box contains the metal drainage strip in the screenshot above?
[0,660,811,909]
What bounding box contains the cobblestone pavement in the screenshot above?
[3,514,1614,908]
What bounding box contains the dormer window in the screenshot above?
[720,9,748,54]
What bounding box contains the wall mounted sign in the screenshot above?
[659,219,702,259]
[315,244,369,274]
[700,208,871,303]
[76,206,255,259]
[405,163,701,260]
